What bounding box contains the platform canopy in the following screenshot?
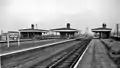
[91,23,112,32]
[19,24,48,32]
[19,28,48,32]
[51,28,78,32]
[91,23,112,38]
[19,24,48,39]
[51,23,78,38]
[92,27,112,32]
[51,23,78,32]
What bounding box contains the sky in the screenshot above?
[0,0,120,33]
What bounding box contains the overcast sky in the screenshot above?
[0,0,120,33]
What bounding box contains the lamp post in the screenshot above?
[7,33,10,47]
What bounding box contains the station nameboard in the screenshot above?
[9,33,19,38]
[6,31,20,47]
[8,31,20,40]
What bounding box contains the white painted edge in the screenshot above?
[0,39,54,43]
[73,40,92,68]
[0,39,75,56]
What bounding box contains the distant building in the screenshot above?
[91,23,112,39]
[0,35,1,40]
[51,23,79,38]
[19,24,48,39]
[1,33,7,41]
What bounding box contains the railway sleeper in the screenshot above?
[48,40,90,68]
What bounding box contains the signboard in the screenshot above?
[9,33,19,38]
[8,31,19,40]
[7,31,20,47]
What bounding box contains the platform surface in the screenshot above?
[76,39,117,68]
[0,39,75,56]
[0,39,65,55]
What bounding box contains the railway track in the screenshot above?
[1,39,91,68]
[30,39,91,68]
[1,40,80,68]
[47,39,90,68]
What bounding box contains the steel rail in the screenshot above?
[47,39,91,68]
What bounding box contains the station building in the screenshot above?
[51,23,79,38]
[91,23,112,39]
[19,24,48,39]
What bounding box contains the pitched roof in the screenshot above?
[51,27,77,30]
[92,27,112,30]
[91,27,112,32]
[19,28,48,32]
[51,27,78,32]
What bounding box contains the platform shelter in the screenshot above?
[91,24,112,39]
[51,23,78,38]
[19,24,48,39]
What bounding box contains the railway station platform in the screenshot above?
[0,39,75,56]
[76,39,117,68]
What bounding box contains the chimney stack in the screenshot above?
[67,23,70,29]
[102,23,106,28]
[31,24,34,29]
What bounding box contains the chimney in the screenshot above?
[31,24,34,29]
[102,23,106,28]
[67,23,70,28]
